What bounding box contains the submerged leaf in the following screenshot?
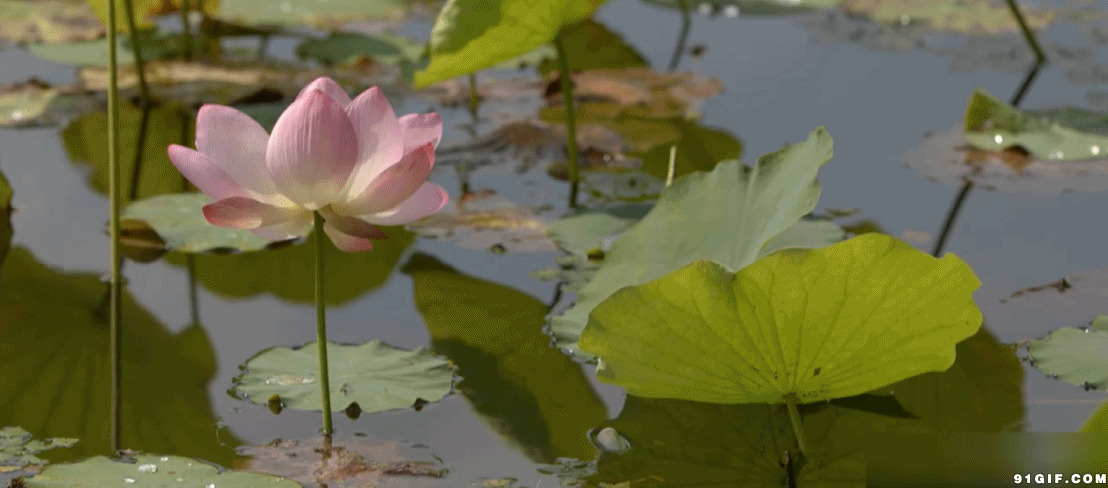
[121,193,273,255]
[403,253,607,463]
[1027,316,1108,391]
[414,0,609,87]
[23,453,298,487]
[233,341,453,414]
[580,233,983,404]
[551,128,843,357]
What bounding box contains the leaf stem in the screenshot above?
[121,0,150,102]
[314,211,333,435]
[107,0,123,454]
[179,0,193,61]
[468,72,480,121]
[554,33,580,210]
[665,145,677,187]
[1005,0,1045,63]
[785,397,809,456]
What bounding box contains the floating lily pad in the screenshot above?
[215,0,407,27]
[0,427,76,469]
[551,128,844,357]
[165,226,414,306]
[121,193,273,256]
[840,0,1053,35]
[22,453,299,487]
[402,253,607,463]
[642,0,837,16]
[580,233,983,404]
[63,101,192,202]
[0,79,98,129]
[1027,316,1108,391]
[963,88,1108,162]
[296,32,424,68]
[407,193,556,253]
[0,248,239,464]
[535,19,648,75]
[232,341,453,414]
[414,0,609,87]
[0,0,103,43]
[238,434,446,487]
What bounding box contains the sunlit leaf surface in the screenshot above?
[403,253,607,463]
[1028,316,1108,391]
[414,0,609,87]
[551,128,844,357]
[233,341,453,413]
[0,248,239,464]
[581,234,983,404]
[963,88,1108,162]
[23,453,299,488]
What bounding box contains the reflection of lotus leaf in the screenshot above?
[24,453,298,488]
[0,248,239,464]
[232,340,453,414]
[1028,316,1108,391]
[581,234,983,404]
[238,434,445,488]
[402,253,607,463]
[551,128,843,358]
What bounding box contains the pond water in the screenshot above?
[3,0,1108,486]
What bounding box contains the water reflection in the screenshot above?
[0,247,239,464]
[402,253,607,463]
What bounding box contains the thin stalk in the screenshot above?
[467,72,480,121]
[1005,0,1046,63]
[186,256,199,325]
[313,211,333,435]
[257,33,271,61]
[785,397,809,456]
[127,106,152,201]
[121,0,150,102]
[554,34,580,209]
[179,0,194,61]
[665,145,677,187]
[667,0,691,72]
[107,0,123,454]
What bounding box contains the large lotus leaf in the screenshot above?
[1027,316,1108,391]
[551,128,842,357]
[547,202,653,257]
[1083,400,1108,432]
[215,0,405,27]
[0,427,76,468]
[414,0,609,87]
[402,253,607,463]
[232,341,453,413]
[963,88,1108,162]
[0,163,10,268]
[0,0,103,43]
[121,193,272,255]
[63,101,191,202]
[24,454,298,487]
[165,226,413,305]
[641,0,837,16]
[890,327,1024,431]
[535,19,647,74]
[0,248,239,464]
[580,233,983,404]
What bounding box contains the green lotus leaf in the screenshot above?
[551,127,844,358]
[535,19,647,74]
[0,427,76,468]
[232,340,453,413]
[23,453,299,487]
[1027,316,1108,391]
[547,202,653,257]
[580,233,984,404]
[633,119,743,181]
[295,31,424,67]
[1083,400,1108,433]
[166,226,413,305]
[121,193,272,256]
[402,253,607,463]
[414,0,609,87]
[963,88,1108,162]
[214,0,405,27]
[0,248,239,464]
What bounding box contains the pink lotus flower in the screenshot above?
[168,77,449,252]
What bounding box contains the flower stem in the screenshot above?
[178,0,193,61]
[553,33,580,210]
[467,72,480,121]
[1005,0,1045,63]
[785,397,809,456]
[313,211,333,435]
[667,0,691,72]
[107,0,123,454]
[122,0,151,203]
